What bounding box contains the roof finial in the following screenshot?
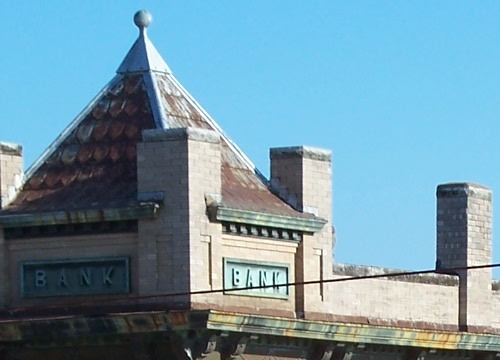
[134,10,152,32]
[117,10,171,74]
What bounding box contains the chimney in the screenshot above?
[270,146,333,315]
[436,182,492,330]
[0,142,23,208]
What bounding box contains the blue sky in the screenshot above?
[1,2,499,277]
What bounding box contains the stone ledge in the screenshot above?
[332,263,459,286]
[437,182,491,201]
[142,127,220,144]
[207,311,500,349]
[0,142,22,156]
[0,204,159,228]
[208,205,326,233]
[270,146,331,162]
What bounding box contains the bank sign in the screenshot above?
[21,257,130,298]
[223,259,289,299]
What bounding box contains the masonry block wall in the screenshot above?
[7,233,138,306]
[493,290,500,328]
[183,129,222,307]
[436,183,493,330]
[0,143,23,209]
[270,146,333,316]
[0,142,23,306]
[201,233,298,316]
[137,127,221,306]
[0,134,497,331]
[320,182,496,330]
[0,229,7,307]
[327,270,459,326]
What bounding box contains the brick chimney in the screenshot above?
[270,146,333,315]
[0,142,23,209]
[436,182,492,330]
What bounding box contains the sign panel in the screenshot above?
[223,258,289,299]
[21,257,130,298]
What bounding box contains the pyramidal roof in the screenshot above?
[0,10,315,224]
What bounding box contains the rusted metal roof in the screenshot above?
[0,11,314,222]
[1,75,155,215]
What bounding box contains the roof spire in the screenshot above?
[117,10,171,74]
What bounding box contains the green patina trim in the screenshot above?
[0,203,159,228]
[0,311,199,343]
[0,310,498,352]
[0,312,177,342]
[205,311,500,351]
[211,206,326,233]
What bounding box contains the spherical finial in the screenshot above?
[134,10,152,30]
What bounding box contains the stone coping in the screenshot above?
[436,182,492,200]
[332,263,459,286]
[270,146,331,162]
[493,280,500,291]
[142,127,220,144]
[0,142,22,156]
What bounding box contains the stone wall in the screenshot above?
[6,232,138,307]
[493,287,500,328]
[0,143,23,209]
[323,264,459,327]
[137,127,222,306]
[270,146,333,315]
[190,234,298,316]
[436,183,493,329]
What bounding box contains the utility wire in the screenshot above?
[3,263,499,315]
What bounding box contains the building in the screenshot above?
[0,10,498,359]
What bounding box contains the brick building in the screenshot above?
[0,10,498,359]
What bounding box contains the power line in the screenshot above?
[4,262,499,315]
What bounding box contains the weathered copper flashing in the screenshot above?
[1,310,497,352]
[0,203,158,228]
[0,312,175,343]
[205,311,500,351]
[209,206,326,233]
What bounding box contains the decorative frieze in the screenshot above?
[4,220,137,240]
[222,222,302,241]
